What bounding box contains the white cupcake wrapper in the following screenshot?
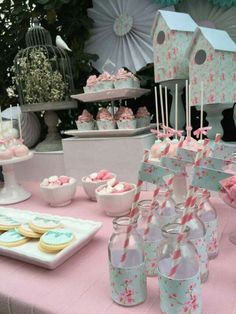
[96,120,116,130]
[117,119,137,129]
[76,121,95,131]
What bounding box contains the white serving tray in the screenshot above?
[0,207,102,269]
[64,125,152,138]
[71,88,150,103]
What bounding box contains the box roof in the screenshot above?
[186,26,236,58]
[152,10,197,37]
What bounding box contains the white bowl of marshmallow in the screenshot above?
[40,175,77,207]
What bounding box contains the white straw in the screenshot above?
[159,85,165,132]
[17,104,22,141]
[10,105,13,129]
[185,80,189,137]
[175,83,178,139]
[188,84,191,137]
[154,86,160,132]
[200,82,204,141]
[164,86,168,128]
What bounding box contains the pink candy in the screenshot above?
[42,175,71,187]
[88,170,114,182]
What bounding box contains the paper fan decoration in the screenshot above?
[85,0,162,73]
[175,0,236,41]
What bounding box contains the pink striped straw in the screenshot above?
[143,143,172,238]
[214,133,221,144]
[168,148,205,277]
[120,150,149,263]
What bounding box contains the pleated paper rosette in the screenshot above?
[85,0,164,73]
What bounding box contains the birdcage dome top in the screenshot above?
[25,18,52,47]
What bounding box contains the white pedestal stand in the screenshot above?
[21,101,77,152]
[160,80,186,130]
[0,152,33,205]
[202,103,233,139]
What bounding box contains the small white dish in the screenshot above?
[40,178,77,207]
[95,183,136,217]
[81,174,117,201]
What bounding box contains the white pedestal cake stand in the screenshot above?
[0,151,33,205]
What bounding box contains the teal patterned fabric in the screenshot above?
[153,0,181,5]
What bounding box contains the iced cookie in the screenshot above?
[39,229,75,252]
[0,216,21,231]
[16,223,41,239]
[0,229,29,247]
[29,216,62,234]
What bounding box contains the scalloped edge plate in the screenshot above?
[0,207,102,269]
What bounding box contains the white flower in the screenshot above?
[6,87,16,98]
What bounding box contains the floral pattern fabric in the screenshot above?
[109,262,147,306]
[158,269,202,314]
[191,237,209,279]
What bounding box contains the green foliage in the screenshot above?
[0,0,97,110]
[12,49,66,103]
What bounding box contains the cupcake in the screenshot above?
[136,106,151,128]
[114,68,140,89]
[96,108,116,130]
[116,107,137,129]
[96,72,114,91]
[83,75,98,93]
[76,110,94,131]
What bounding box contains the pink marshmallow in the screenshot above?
[96,169,109,180]
[59,176,70,184]
[102,173,114,180]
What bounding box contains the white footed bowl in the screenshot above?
[81,174,117,201]
[40,178,77,207]
[95,183,136,217]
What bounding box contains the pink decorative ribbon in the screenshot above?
[150,129,172,139]
[161,126,184,138]
[193,126,212,139]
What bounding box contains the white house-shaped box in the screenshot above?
[186,27,236,106]
[152,10,197,83]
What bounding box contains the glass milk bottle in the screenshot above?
[156,189,177,227]
[108,217,147,306]
[157,223,202,314]
[175,203,209,283]
[137,200,163,276]
[196,191,219,259]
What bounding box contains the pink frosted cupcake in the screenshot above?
[76,110,95,130]
[96,72,114,91]
[136,106,151,128]
[116,107,137,129]
[114,68,140,89]
[96,108,116,130]
[83,75,98,93]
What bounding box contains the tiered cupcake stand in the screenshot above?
[0,151,34,205]
[68,88,151,137]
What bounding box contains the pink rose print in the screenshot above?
[173,66,177,75]
[167,70,172,79]
[233,53,236,61]
[167,51,171,60]
[233,94,236,102]
[207,93,215,103]
[221,53,225,60]
[119,283,135,305]
[207,54,213,61]
[207,73,214,83]
[221,93,225,102]
[233,73,236,81]
[183,295,199,314]
[221,73,225,81]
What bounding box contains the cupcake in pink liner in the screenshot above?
[96,72,114,91]
[83,75,98,93]
[95,180,136,216]
[96,108,116,130]
[136,106,151,128]
[114,68,140,89]
[116,107,136,129]
[76,109,95,131]
[114,106,125,120]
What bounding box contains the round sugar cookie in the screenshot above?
[0,229,29,247]
[39,229,75,252]
[0,216,21,231]
[16,223,41,239]
[29,216,61,234]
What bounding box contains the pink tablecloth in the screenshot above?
[0,182,236,314]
